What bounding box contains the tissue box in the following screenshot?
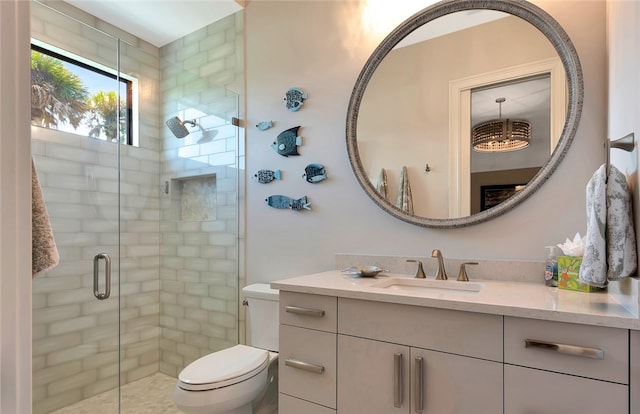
[557,256,605,292]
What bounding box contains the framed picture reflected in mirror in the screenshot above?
[481,184,526,211]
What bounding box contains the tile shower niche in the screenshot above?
[170,174,217,221]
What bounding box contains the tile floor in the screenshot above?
[49,362,278,414]
[50,373,180,414]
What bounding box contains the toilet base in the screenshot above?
[174,354,278,414]
[251,356,278,414]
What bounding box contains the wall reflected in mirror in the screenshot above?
[361,0,438,37]
[357,11,565,219]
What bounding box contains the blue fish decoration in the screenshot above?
[266,195,311,211]
[303,163,327,183]
[256,120,273,131]
[254,169,281,184]
[283,87,307,112]
[271,126,302,157]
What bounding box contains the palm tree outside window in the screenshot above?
[30,43,134,145]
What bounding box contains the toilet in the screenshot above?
[173,284,279,414]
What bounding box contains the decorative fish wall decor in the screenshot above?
[303,163,327,183]
[283,87,307,112]
[271,126,302,157]
[256,120,273,131]
[266,195,311,211]
[254,169,281,184]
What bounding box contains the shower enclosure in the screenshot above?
[30,2,244,412]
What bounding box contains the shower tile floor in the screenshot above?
[50,372,180,414]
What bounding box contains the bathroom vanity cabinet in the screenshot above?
[277,287,634,414]
[336,337,503,413]
[337,298,503,413]
[278,292,503,413]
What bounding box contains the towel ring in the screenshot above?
[605,132,635,181]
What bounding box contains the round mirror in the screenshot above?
[346,0,583,228]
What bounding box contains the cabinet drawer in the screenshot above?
[505,364,628,414]
[280,393,336,414]
[504,317,628,383]
[279,324,336,408]
[338,298,503,361]
[280,292,337,332]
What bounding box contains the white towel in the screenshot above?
[579,164,637,287]
[396,166,414,214]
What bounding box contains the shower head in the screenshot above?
[166,116,217,143]
[197,128,219,144]
[166,116,198,139]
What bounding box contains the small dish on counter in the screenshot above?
[341,265,388,277]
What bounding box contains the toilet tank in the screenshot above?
[242,283,279,352]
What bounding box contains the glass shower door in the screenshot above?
[31,2,122,412]
[31,2,244,412]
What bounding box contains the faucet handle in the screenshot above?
[407,260,426,279]
[457,262,479,282]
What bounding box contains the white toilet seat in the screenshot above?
[178,345,270,392]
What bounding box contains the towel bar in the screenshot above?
[605,132,635,181]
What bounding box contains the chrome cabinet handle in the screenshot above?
[414,357,424,413]
[93,253,111,300]
[525,339,604,360]
[284,305,325,317]
[284,358,325,374]
[394,353,403,408]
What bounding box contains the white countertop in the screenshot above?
[271,271,640,330]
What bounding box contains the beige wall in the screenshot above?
[245,0,607,283]
[608,0,640,264]
[606,1,640,328]
[0,0,627,409]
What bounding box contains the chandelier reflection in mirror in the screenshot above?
[472,97,531,152]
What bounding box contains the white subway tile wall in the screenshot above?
[158,11,244,378]
[31,2,243,412]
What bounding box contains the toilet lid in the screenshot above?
[178,344,269,391]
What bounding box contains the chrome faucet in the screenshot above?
[431,249,447,280]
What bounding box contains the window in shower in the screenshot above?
[30,42,136,145]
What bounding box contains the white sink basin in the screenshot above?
[371,277,482,294]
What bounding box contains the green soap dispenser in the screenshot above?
[544,246,558,287]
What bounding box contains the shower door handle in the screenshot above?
[93,253,111,300]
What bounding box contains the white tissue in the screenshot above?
[557,232,586,256]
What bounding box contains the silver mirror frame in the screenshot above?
[346,0,583,228]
